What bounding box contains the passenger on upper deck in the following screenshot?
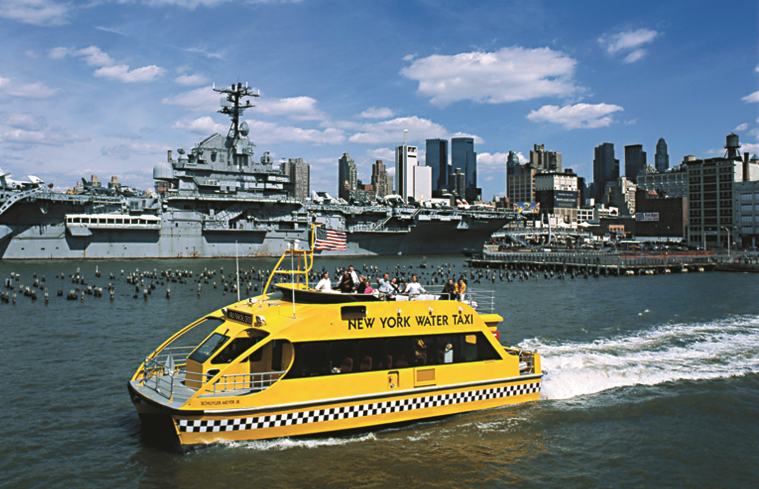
[348,265,359,288]
[356,276,376,294]
[455,277,467,300]
[376,273,394,295]
[404,274,427,296]
[337,270,354,293]
[315,272,332,292]
[440,278,456,300]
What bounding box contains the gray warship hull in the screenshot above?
[0,82,513,260]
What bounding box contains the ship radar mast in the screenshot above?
[213,82,259,142]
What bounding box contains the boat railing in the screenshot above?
[190,371,288,395]
[141,350,188,402]
[518,350,536,375]
[393,284,495,314]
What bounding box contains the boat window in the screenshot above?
[284,332,502,379]
[189,333,230,364]
[358,339,387,371]
[329,341,358,374]
[212,336,263,364]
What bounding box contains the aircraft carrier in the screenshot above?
[0,83,513,260]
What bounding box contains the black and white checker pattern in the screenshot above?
[177,381,540,433]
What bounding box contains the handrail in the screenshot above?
[260,223,318,301]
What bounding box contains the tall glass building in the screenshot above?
[425,139,448,192]
[655,138,669,173]
[452,137,477,201]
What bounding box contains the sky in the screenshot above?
[0,0,757,199]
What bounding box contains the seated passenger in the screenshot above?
[314,272,332,292]
[454,278,467,301]
[337,270,354,294]
[404,274,427,296]
[440,279,455,300]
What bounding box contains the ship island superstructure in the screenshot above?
[0,82,513,259]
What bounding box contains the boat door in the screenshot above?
[388,371,399,390]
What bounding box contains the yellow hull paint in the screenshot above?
[174,379,540,445]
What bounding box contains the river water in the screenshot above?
[2,255,758,488]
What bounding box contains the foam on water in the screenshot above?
[223,432,378,451]
[522,314,759,400]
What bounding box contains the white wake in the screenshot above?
[520,315,759,400]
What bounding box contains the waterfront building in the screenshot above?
[530,144,562,172]
[685,133,759,249]
[338,153,357,200]
[624,144,647,183]
[370,160,391,198]
[413,165,432,203]
[280,158,310,202]
[451,137,478,202]
[451,168,466,200]
[507,164,536,205]
[602,176,636,216]
[735,179,759,249]
[396,144,418,202]
[655,138,669,173]
[635,188,687,238]
[577,206,595,223]
[637,163,687,198]
[535,170,579,223]
[593,143,619,202]
[426,139,448,192]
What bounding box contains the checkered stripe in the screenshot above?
[177,381,540,433]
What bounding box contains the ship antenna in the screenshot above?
[235,240,241,302]
[213,81,259,141]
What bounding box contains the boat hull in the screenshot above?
[130,376,540,445]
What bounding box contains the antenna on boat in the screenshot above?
[235,240,241,302]
[286,238,299,318]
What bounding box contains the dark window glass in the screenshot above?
[330,341,359,373]
[211,336,263,364]
[358,339,387,371]
[289,343,329,378]
[189,333,229,363]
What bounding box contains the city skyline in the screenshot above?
[0,1,756,200]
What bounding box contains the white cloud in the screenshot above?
[341,116,482,145]
[173,116,345,144]
[3,112,45,131]
[101,142,169,159]
[142,0,300,8]
[365,147,395,163]
[623,49,646,63]
[172,116,227,134]
[600,28,660,54]
[49,46,116,66]
[599,28,660,63]
[182,46,225,60]
[741,142,759,154]
[742,91,759,103]
[358,107,395,119]
[477,152,510,171]
[516,152,528,163]
[256,96,325,120]
[0,76,58,98]
[527,103,624,129]
[0,0,69,26]
[94,64,165,83]
[0,128,89,146]
[400,46,581,107]
[175,73,210,86]
[735,123,749,131]
[163,87,323,119]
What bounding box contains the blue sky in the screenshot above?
[1,0,757,199]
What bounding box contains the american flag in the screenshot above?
[314,227,347,251]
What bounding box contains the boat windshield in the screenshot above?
[189,333,230,364]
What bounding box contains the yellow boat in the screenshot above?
[128,229,542,445]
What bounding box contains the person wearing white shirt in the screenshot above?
[403,274,426,295]
[315,272,332,292]
[348,265,359,289]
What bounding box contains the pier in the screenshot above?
[464,251,755,275]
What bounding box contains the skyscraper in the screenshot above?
[280,158,310,202]
[337,153,357,200]
[371,160,391,198]
[395,145,418,201]
[451,137,477,201]
[624,144,647,183]
[593,143,619,202]
[425,138,448,192]
[529,144,562,172]
[655,138,669,172]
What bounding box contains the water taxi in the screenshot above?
[127,229,542,445]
